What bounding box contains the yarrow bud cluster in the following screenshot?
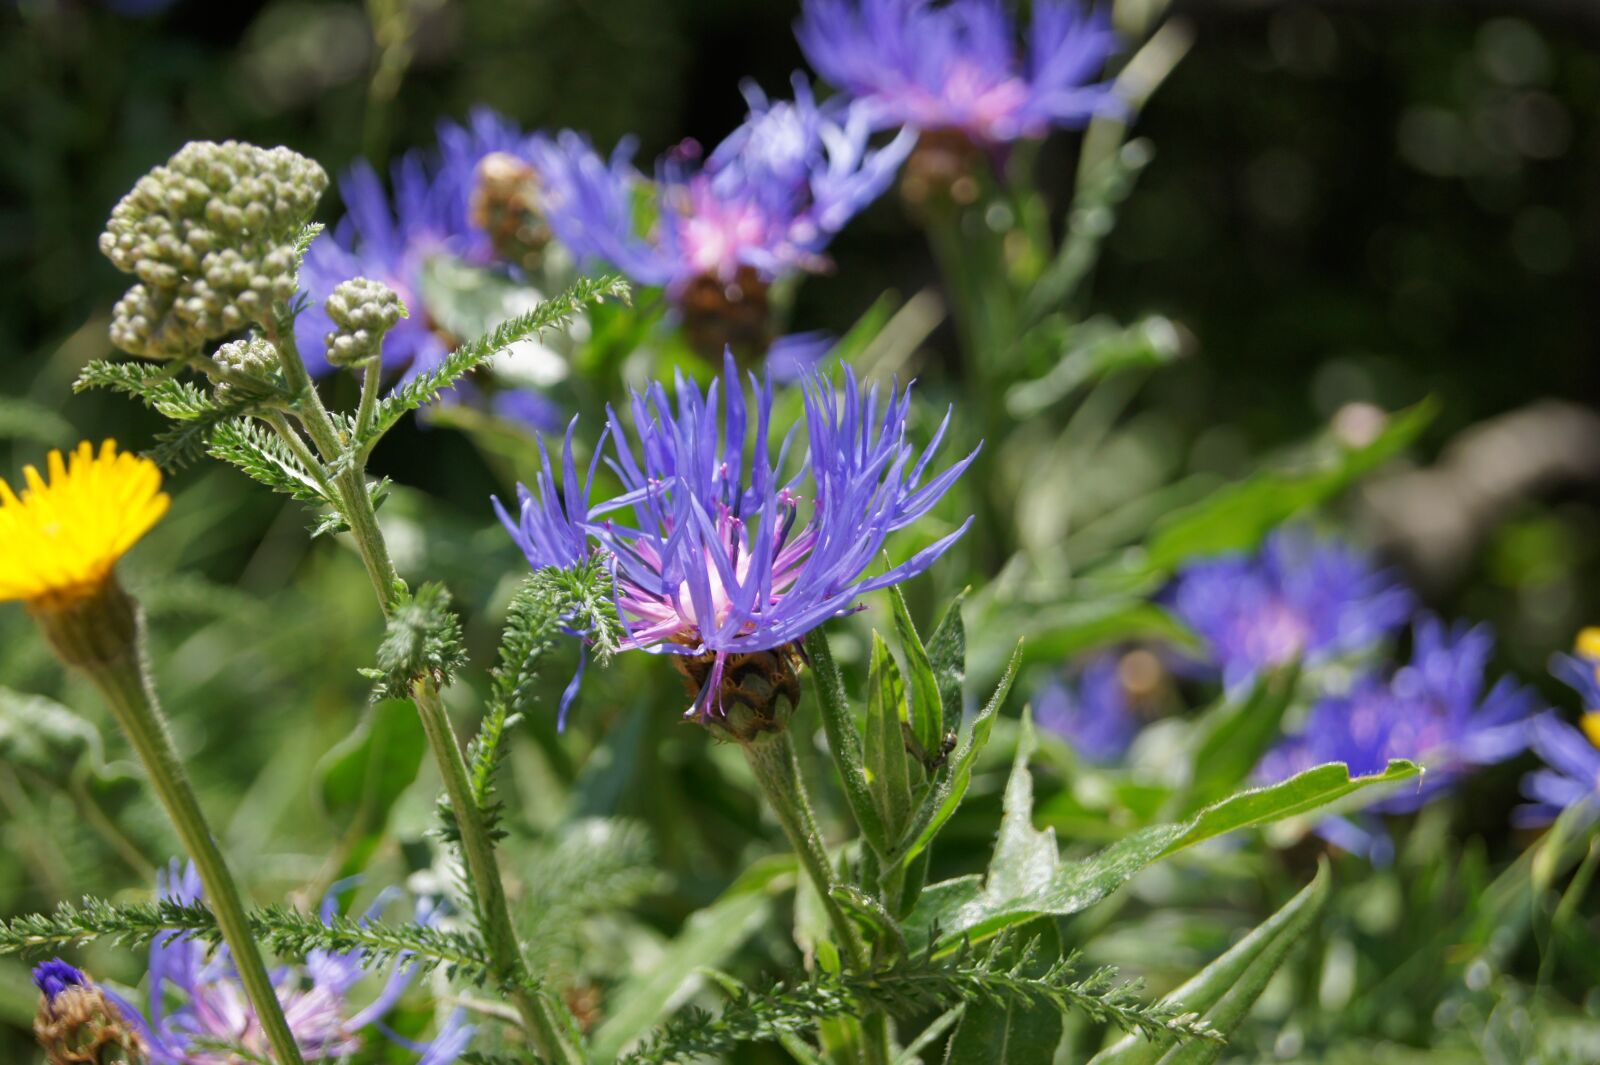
[100,140,327,359]
[211,336,281,397]
[323,276,407,367]
[33,961,147,1065]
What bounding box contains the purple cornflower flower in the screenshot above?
[295,111,562,429]
[530,76,913,295]
[106,862,471,1064]
[796,0,1119,145]
[1034,650,1163,763]
[1260,617,1536,819]
[1166,528,1415,693]
[296,150,471,381]
[497,355,976,732]
[1516,631,1600,827]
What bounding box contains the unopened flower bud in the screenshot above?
[100,140,328,358]
[471,151,552,269]
[33,960,147,1065]
[212,337,281,398]
[323,277,407,368]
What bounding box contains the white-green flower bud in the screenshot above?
[99,140,328,359]
[323,277,407,368]
[212,337,281,398]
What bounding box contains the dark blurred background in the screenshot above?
[5,0,1597,654]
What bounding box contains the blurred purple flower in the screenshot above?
[1516,634,1600,827]
[1259,617,1537,818]
[108,862,472,1064]
[529,76,913,294]
[1033,652,1147,763]
[796,0,1119,144]
[497,355,976,723]
[1166,528,1415,693]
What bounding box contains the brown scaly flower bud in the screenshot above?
[678,265,773,366]
[671,641,807,744]
[471,151,552,270]
[33,960,148,1065]
[899,129,986,209]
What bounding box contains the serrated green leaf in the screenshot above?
[911,758,1417,950]
[889,583,946,767]
[943,921,1065,1065]
[805,628,893,859]
[866,631,916,841]
[1089,861,1331,1065]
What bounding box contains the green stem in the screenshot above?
[264,303,584,1059]
[33,585,306,1065]
[742,733,890,1065]
[267,314,400,612]
[412,680,583,1064]
[355,359,383,440]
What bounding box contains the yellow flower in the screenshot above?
[0,440,169,607]
[1578,627,1600,663]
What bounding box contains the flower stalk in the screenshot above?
[264,309,585,1063]
[741,730,890,1065]
[30,583,307,1065]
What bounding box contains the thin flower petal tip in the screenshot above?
[0,440,169,607]
[797,0,1121,146]
[32,960,90,1002]
[1165,527,1415,692]
[1259,616,1539,821]
[499,357,977,738]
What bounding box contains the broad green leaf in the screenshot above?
[1089,862,1331,1065]
[987,711,1058,904]
[943,920,1065,1065]
[866,632,916,840]
[889,583,945,765]
[315,699,427,874]
[1096,398,1437,587]
[911,758,1417,950]
[974,600,1197,683]
[806,628,893,859]
[1170,663,1301,816]
[591,855,794,1062]
[894,640,1023,870]
[927,590,968,737]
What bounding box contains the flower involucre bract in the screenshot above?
[0,441,169,607]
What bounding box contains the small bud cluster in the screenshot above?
[33,962,147,1065]
[212,337,281,398]
[323,277,407,367]
[100,141,327,359]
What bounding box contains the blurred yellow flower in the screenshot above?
[0,440,169,606]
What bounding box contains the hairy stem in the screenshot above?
[742,732,890,1065]
[412,679,584,1063]
[264,302,584,1059]
[33,585,306,1065]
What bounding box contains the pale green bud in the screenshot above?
[99,140,328,359]
[323,277,407,368]
[212,337,281,398]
